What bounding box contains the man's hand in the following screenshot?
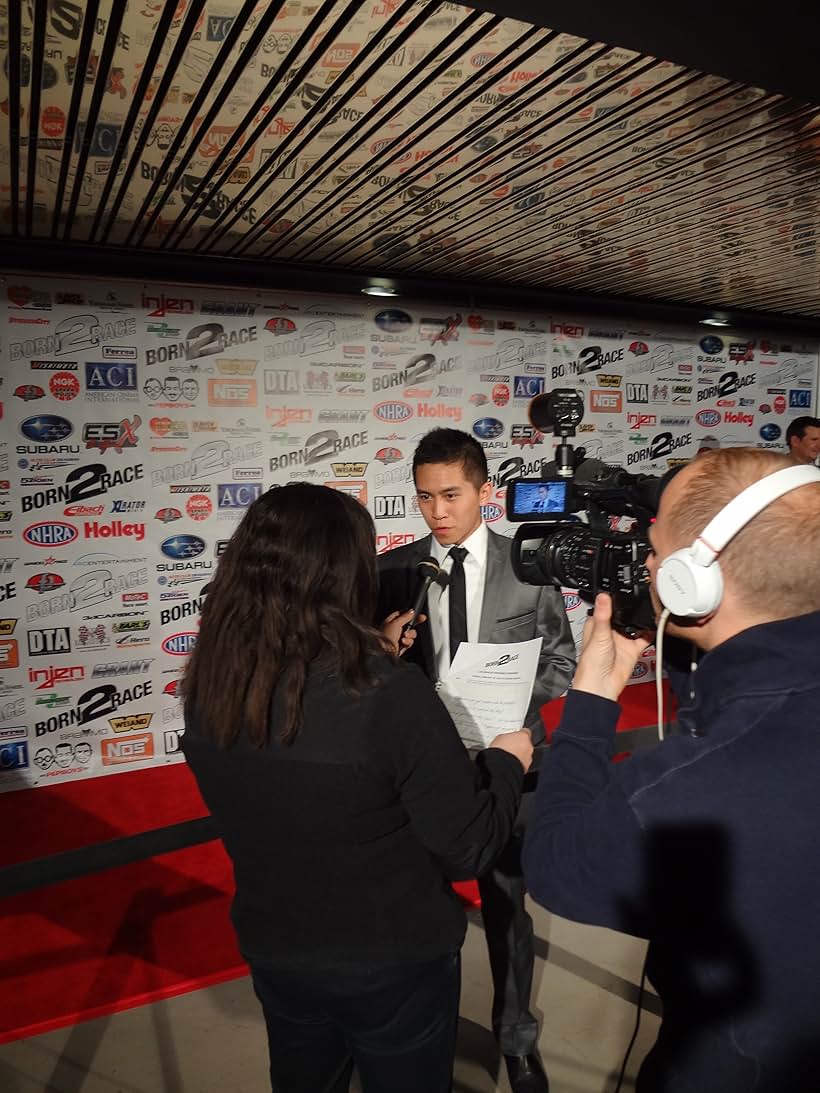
[572,593,651,703]
[381,610,426,656]
[488,728,533,772]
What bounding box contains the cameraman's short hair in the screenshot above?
[412,429,488,489]
[786,416,820,445]
[663,448,820,619]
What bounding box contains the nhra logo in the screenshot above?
[374,401,413,422]
[481,502,504,522]
[562,593,583,611]
[23,522,78,547]
[162,632,197,655]
[695,409,721,427]
[83,415,141,453]
[217,482,262,508]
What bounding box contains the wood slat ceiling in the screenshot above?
[2,0,820,318]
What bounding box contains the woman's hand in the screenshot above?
[381,610,426,656]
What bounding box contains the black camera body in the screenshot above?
[506,388,666,636]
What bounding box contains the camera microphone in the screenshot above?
[403,557,449,634]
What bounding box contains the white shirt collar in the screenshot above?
[430,521,488,567]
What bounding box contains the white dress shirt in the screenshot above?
[427,522,488,682]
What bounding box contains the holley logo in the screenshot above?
[84,521,146,541]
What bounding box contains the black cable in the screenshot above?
[613,952,649,1093]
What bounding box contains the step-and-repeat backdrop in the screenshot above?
[1,276,817,791]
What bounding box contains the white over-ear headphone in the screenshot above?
[656,464,820,617]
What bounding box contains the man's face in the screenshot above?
[414,460,492,546]
[55,743,74,767]
[790,426,820,465]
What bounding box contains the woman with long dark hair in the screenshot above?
[182,483,532,1093]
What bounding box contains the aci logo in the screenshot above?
[789,389,812,409]
[161,633,198,655]
[161,535,206,559]
[85,363,137,391]
[217,483,262,508]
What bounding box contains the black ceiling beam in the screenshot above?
[2,239,819,339]
[459,2,820,107]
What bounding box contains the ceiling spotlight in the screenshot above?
[361,284,399,297]
[699,316,731,327]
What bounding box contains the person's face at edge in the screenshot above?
[644,464,700,634]
[414,461,492,546]
[790,426,820,465]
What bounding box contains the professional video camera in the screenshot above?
[507,389,669,636]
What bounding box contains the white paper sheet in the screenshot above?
[436,638,543,750]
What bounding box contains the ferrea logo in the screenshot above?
[695,409,721,427]
[162,632,197,656]
[20,415,73,443]
[374,401,413,422]
[161,534,206,559]
[23,522,78,547]
[562,592,583,611]
[481,502,504,522]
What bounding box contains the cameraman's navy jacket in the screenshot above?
[523,610,820,1092]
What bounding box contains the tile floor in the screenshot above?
[0,901,660,1093]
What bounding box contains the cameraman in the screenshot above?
[523,448,820,1092]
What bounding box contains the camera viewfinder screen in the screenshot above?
[509,479,568,518]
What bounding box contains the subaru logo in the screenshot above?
[759,423,781,442]
[473,417,504,440]
[161,534,206,559]
[374,309,412,333]
[20,415,73,442]
[699,335,724,355]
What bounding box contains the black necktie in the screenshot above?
[448,546,468,663]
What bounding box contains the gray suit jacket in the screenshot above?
[377,529,576,743]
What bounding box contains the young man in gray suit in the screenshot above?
[377,428,576,1093]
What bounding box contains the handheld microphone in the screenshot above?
[403,557,448,634]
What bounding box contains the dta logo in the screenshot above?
[473,417,504,439]
[162,633,198,655]
[695,409,721,427]
[161,535,206,559]
[27,627,71,655]
[23,522,78,547]
[20,415,73,443]
[374,401,413,422]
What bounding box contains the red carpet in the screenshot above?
[0,764,247,1045]
[0,683,666,1044]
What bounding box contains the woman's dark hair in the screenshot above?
[183,483,392,749]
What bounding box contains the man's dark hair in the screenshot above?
[184,483,391,750]
[786,416,820,445]
[412,428,488,488]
